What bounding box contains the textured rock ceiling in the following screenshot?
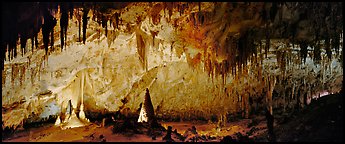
[1,2,343,130]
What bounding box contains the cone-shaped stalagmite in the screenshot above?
[138,88,156,124]
[55,116,61,126]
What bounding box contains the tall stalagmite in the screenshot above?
[138,88,155,124]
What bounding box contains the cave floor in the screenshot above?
[2,93,343,142]
[2,117,268,142]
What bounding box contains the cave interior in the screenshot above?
[1,2,343,142]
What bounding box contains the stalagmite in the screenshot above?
[64,100,73,123]
[163,126,174,142]
[55,98,88,130]
[79,70,89,122]
[138,88,156,124]
[55,116,61,126]
[61,109,85,130]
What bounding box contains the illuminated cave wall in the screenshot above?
[2,2,343,129]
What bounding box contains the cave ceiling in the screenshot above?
[2,2,343,73]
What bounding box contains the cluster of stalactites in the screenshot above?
[2,3,43,67]
[182,2,342,81]
[296,2,342,64]
[2,3,94,66]
[172,2,265,82]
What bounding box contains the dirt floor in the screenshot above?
[2,92,343,142]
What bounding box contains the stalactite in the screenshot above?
[222,60,227,86]
[105,19,108,37]
[299,41,308,64]
[109,18,112,29]
[30,67,34,86]
[192,13,197,27]
[325,38,332,60]
[265,26,270,58]
[11,64,14,88]
[322,59,326,86]
[331,34,340,55]
[151,3,163,25]
[208,58,212,78]
[43,9,56,55]
[150,31,158,48]
[168,3,173,22]
[38,59,42,81]
[277,50,286,71]
[259,39,263,55]
[92,4,96,21]
[69,3,74,20]
[76,9,81,42]
[2,68,6,86]
[79,70,87,121]
[234,62,237,76]
[29,36,34,54]
[50,22,55,51]
[11,64,19,88]
[60,4,69,51]
[20,64,26,86]
[341,47,344,68]
[83,7,90,44]
[101,15,108,37]
[11,41,16,60]
[114,12,120,29]
[136,29,147,71]
[313,41,321,64]
[179,4,182,16]
[20,36,27,57]
[34,34,38,53]
[42,25,50,55]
